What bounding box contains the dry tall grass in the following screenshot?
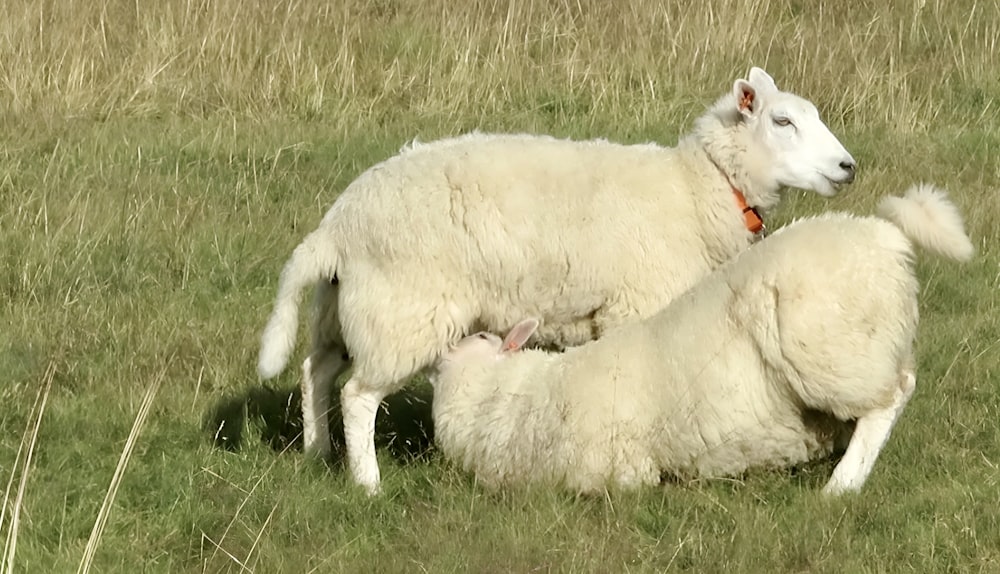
[0,364,54,574]
[2,0,998,132]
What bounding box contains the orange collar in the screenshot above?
[706,153,766,236]
[732,187,765,235]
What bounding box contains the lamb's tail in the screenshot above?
[258,229,340,379]
[877,183,975,262]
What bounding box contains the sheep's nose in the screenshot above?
[839,160,856,183]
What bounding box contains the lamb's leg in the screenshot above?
[822,370,917,495]
[341,375,390,495]
[301,349,349,458]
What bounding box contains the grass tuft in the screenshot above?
[1,363,55,574]
[76,360,164,574]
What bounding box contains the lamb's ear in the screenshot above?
[733,79,758,118]
[501,318,540,354]
[748,67,778,94]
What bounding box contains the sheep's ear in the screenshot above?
[501,318,539,354]
[733,79,758,117]
[748,67,778,94]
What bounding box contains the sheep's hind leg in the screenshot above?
[301,349,349,459]
[302,280,351,459]
[822,370,917,496]
[337,277,464,495]
[341,375,391,495]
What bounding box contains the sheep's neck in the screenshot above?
[709,159,767,236]
[698,139,767,237]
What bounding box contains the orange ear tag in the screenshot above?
[732,188,765,235]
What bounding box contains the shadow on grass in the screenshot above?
[205,380,852,492]
[205,379,435,467]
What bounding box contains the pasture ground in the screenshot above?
[2,1,999,571]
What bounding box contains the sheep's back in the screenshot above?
[735,215,919,418]
[325,133,751,347]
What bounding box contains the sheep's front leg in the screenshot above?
[822,371,917,495]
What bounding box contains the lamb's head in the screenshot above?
[737,67,855,197]
[432,318,540,382]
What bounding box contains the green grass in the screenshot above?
[2,0,999,571]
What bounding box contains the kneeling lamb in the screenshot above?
[430,184,974,495]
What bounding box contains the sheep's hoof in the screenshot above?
[820,481,860,497]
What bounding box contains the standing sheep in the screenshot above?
[430,185,974,495]
[257,67,858,494]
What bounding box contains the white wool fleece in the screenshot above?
[431,184,973,495]
[257,67,858,494]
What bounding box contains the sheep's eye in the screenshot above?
[773,116,792,127]
[476,333,489,340]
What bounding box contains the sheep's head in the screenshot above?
[733,67,856,197]
[443,331,506,365]
[433,318,541,379]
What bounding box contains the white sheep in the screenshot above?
[257,67,857,494]
[429,184,974,495]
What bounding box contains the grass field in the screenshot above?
[2,0,999,571]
